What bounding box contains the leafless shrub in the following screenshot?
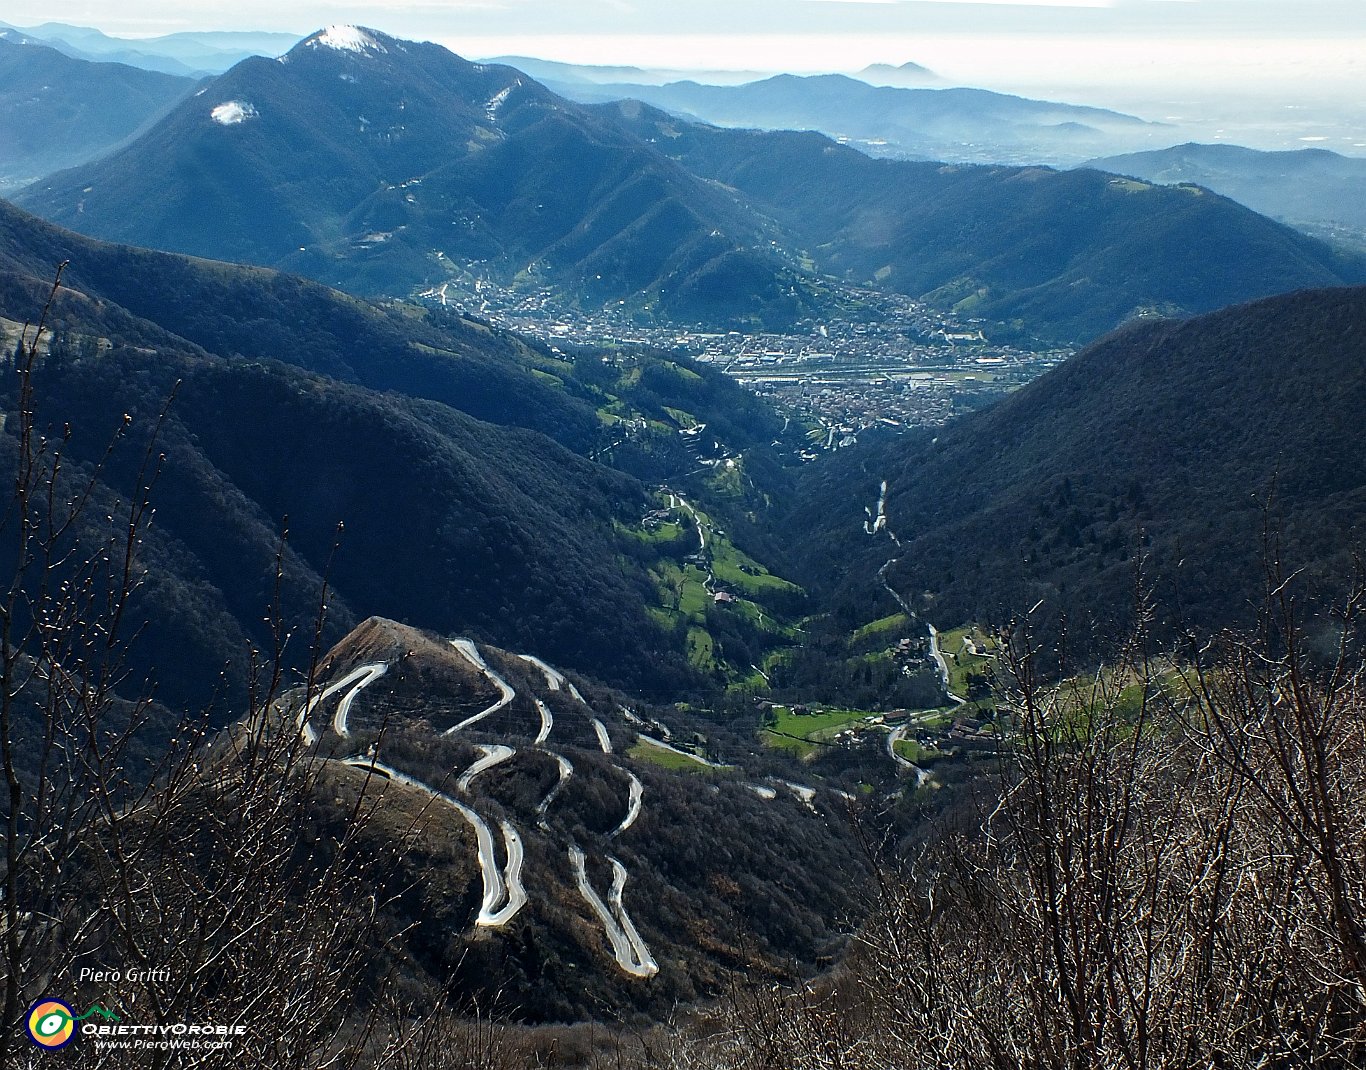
[664,571,1366,1069]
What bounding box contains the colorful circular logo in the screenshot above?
[26,998,76,1049]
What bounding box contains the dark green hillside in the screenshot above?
[607,106,1365,342]
[20,350,677,707]
[0,199,793,491]
[793,286,1366,644]
[16,28,812,328]
[0,200,804,710]
[0,34,196,188]
[0,198,602,447]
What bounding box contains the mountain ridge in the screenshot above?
[0,197,805,709]
[547,70,1159,166]
[606,104,1366,341]
[0,35,197,189]
[1084,141,1366,233]
[17,27,815,329]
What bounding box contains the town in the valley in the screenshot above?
[418,272,1071,451]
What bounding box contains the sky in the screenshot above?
[6,0,1364,144]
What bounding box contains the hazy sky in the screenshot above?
[6,0,1364,126]
[10,0,1363,52]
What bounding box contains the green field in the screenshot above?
[686,626,715,671]
[853,612,911,644]
[626,492,808,681]
[938,624,999,705]
[1047,664,1190,736]
[762,732,817,758]
[893,737,940,764]
[629,737,717,773]
[761,704,876,756]
[712,555,801,598]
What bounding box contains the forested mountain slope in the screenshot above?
[794,285,1366,642]
[16,27,814,328]
[0,33,196,188]
[609,104,1365,342]
[0,200,798,709]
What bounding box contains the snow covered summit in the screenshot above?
[305,25,387,55]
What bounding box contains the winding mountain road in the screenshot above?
[608,857,657,975]
[533,698,553,745]
[457,744,516,793]
[610,771,644,837]
[520,654,566,691]
[331,662,390,739]
[927,625,967,707]
[569,845,658,978]
[591,718,613,754]
[864,480,893,538]
[673,494,707,553]
[536,752,574,817]
[444,639,516,735]
[343,756,527,928]
[297,661,390,745]
[886,724,933,787]
[777,780,818,810]
[522,652,592,707]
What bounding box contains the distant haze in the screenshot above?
[4,0,1363,153]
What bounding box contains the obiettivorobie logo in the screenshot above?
[26,993,246,1053]
[25,998,119,1050]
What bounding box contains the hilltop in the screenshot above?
[16,27,813,329]
[270,617,872,1021]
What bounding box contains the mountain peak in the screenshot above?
[301,25,389,56]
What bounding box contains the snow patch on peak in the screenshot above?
[309,25,386,55]
[211,101,257,126]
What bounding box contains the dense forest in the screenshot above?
[793,285,1366,652]
[0,199,809,712]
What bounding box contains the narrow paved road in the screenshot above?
[927,625,967,707]
[445,639,516,735]
[519,654,565,691]
[569,845,658,978]
[457,744,515,793]
[608,857,658,975]
[521,653,592,707]
[297,661,389,744]
[343,756,527,928]
[886,724,933,787]
[331,662,390,739]
[482,822,527,927]
[533,698,553,745]
[864,480,891,536]
[591,718,613,754]
[536,752,574,817]
[673,494,707,553]
[609,771,644,837]
[777,780,818,810]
